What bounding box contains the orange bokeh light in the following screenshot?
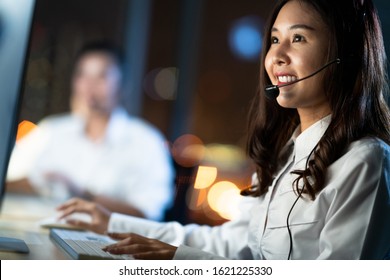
[16,120,37,142]
[207,181,241,220]
[193,166,217,189]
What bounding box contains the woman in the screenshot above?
[58,0,390,259]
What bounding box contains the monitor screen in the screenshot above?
[0,0,36,206]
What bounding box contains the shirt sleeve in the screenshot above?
[317,140,390,259]
[108,196,257,259]
[120,132,174,222]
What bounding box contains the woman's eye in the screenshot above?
[271,36,279,44]
[292,34,305,43]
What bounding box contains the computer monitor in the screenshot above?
[0,0,36,253]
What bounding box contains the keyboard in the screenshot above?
[50,228,133,260]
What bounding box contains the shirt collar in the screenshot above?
[71,107,131,145]
[293,114,332,163]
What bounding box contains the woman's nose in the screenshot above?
[271,44,291,66]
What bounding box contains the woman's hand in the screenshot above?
[103,233,177,260]
[57,198,111,234]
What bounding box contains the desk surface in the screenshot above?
[0,193,70,259]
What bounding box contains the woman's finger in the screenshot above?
[104,234,149,251]
[105,244,149,255]
[103,238,134,251]
[132,250,175,260]
[108,232,149,242]
[107,232,136,240]
[131,251,156,260]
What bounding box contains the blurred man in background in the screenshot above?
[6,42,174,221]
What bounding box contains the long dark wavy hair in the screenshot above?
[243,0,390,199]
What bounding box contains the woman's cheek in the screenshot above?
[264,57,273,82]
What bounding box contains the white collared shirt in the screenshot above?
[107,115,390,259]
[7,108,174,221]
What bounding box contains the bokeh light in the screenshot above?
[229,16,263,61]
[16,120,37,142]
[194,166,217,189]
[207,181,242,220]
[143,67,179,100]
[171,134,205,167]
[154,67,178,100]
[203,144,247,171]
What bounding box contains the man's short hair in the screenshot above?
[73,41,124,74]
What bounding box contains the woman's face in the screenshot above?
[265,0,331,111]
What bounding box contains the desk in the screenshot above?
[0,193,69,259]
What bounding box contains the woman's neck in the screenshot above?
[297,104,331,133]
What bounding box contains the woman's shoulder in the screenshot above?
[347,137,390,155]
[341,137,390,167]
[324,137,390,193]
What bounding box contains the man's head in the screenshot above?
[70,41,124,117]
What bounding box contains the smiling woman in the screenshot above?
[265,1,331,114]
[247,0,390,199]
[58,0,390,260]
